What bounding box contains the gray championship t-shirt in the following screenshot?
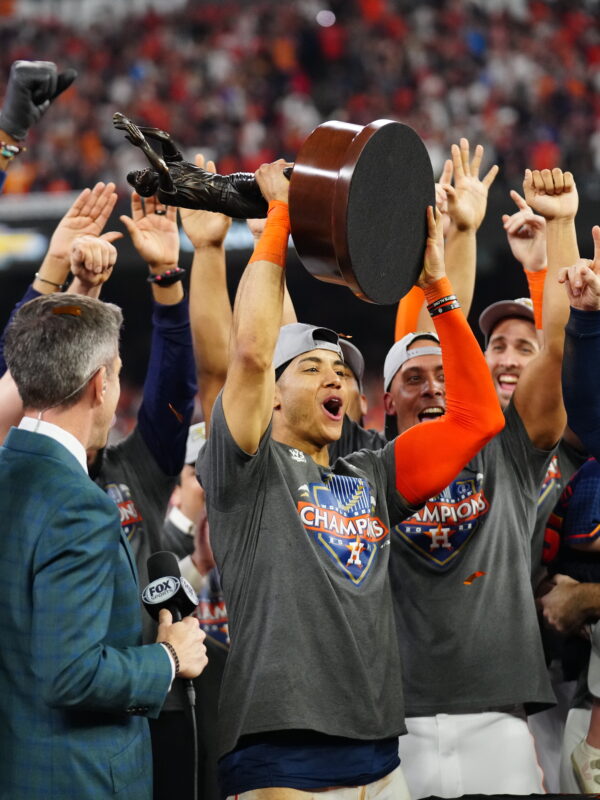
[197,394,416,758]
[389,402,556,716]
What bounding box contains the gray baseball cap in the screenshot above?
[339,339,365,390]
[274,323,343,375]
[478,298,534,346]
[383,331,441,392]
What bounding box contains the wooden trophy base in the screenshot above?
[289,119,435,305]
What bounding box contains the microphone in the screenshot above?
[142,550,198,622]
[143,551,201,800]
[142,550,200,712]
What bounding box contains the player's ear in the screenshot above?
[383,391,395,416]
[91,366,107,405]
[360,393,368,417]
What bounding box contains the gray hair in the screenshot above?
[5,293,123,411]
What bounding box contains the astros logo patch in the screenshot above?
[297,474,388,584]
[394,473,490,569]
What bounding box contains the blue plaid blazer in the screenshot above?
[0,428,172,799]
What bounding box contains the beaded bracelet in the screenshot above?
[34,272,67,291]
[147,267,186,287]
[162,641,180,675]
[0,141,25,161]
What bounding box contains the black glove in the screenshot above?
[0,60,77,140]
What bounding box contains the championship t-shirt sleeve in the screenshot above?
[197,391,271,511]
[500,401,556,503]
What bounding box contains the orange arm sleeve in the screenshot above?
[524,268,546,330]
[394,276,505,506]
[394,285,425,341]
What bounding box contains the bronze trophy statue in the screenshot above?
[114,112,434,304]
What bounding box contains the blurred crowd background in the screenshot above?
[0,0,598,432]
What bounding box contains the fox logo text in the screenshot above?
[142,576,180,604]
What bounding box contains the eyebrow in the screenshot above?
[402,362,443,374]
[297,356,345,368]
[490,335,536,347]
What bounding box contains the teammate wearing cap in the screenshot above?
[333,168,580,796]
[196,159,504,799]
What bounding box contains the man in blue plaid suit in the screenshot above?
[0,294,207,799]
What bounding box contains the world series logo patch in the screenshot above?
[393,473,490,569]
[104,481,143,540]
[297,473,388,584]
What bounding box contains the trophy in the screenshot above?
[114,112,434,304]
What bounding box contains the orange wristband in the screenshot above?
[524,268,546,330]
[248,200,290,268]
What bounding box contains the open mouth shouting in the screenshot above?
[322,395,344,421]
[418,406,445,422]
[497,373,519,394]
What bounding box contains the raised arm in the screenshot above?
[34,182,120,296]
[502,189,547,342]
[437,138,498,315]
[222,160,292,454]
[394,207,505,506]
[399,139,498,336]
[512,168,579,449]
[66,234,121,299]
[0,230,121,443]
[180,155,232,429]
[560,225,600,457]
[0,60,77,192]
[0,182,119,377]
[120,193,196,476]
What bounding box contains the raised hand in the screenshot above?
[255,159,292,204]
[47,182,120,262]
[523,168,579,221]
[441,138,498,232]
[67,233,121,292]
[417,206,445,288]
[558,225,600,311]
[120,192,179,270]
[180,154,232,248]
[502,190,547,272]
